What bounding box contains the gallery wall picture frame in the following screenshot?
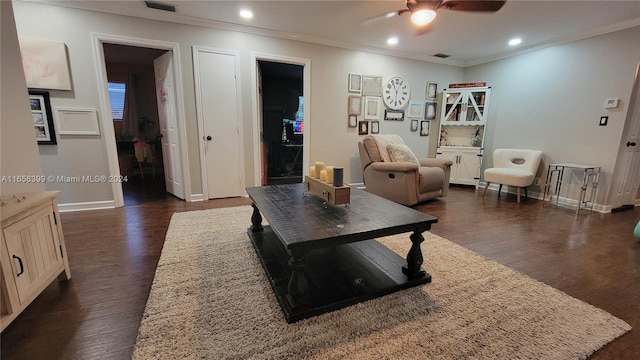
[426,81,438,100]
[371,121,380,134]
[28,90,57,144]
[348,115,357,128]
[358,121,369,135]
[384,109,404,121]
[420,120,430,136]
[361,75,383,96]
[348,95,362,115]
[364,96,381,120]
[20,38,72,91]
[407,102,424,118]
[425,101,437,120]
[55,107,100,135]
[348,73,362,93]
[410,119,419,132]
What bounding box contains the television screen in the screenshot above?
[293,121,304,134]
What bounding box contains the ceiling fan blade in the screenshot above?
[359,9,408,26]
[439,0,506,12]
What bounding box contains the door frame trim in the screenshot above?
[192,46,245,199]
[91,33,192,206]
[251,52,311,187]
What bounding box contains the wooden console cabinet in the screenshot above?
[1,191,71,331]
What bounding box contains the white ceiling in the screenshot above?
[37,0,640,67]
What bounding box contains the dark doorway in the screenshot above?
[102,43,168,205]
[259,61,304,185]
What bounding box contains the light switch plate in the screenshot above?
[600,116,608,126]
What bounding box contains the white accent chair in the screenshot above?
[482,149,543,203]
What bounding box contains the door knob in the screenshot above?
[206,136,212,141]
[627,141,636,147]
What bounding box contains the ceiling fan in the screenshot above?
[362,0,506,35]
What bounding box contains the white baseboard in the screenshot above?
[349,182,365,190]
[189,193,205,202]
[58,200,115,212]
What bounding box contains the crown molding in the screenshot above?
[464,17,640,68]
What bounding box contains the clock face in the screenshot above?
[383,76,411,110]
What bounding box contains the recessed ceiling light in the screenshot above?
[387,37,399,46]
[239,9,253,19]
[508,38,522,46]
[411,9,436,26]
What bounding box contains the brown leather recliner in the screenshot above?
[358,134,453,206]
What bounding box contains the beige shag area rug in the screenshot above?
[133,206,630,359]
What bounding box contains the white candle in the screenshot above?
[320,169,327,182]
[326,166,334,185]
[309,166,315,178]
[314,162,325,179]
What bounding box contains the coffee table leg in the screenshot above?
[250,203,263,232]
[402,230,430,281]
[286,250,309,308]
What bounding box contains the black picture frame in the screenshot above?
[371,121,380,134]
[28,90,56,144]
[384,109,404,121]
[420,120,430,136]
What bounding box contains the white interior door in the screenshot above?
[610,62,640,209]
[194,49,243,199]
[154,51,184,199]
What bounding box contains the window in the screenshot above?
[108,82,126,120]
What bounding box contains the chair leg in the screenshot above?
[498,184,502,195]
[516,187,521,203]
[482,182,491,197]
[524,187,528,200]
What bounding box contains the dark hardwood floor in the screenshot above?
[1,184,638,359]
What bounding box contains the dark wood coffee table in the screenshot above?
[246,183,437,323]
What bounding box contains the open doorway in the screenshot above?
[103,43,168,205]
[258,61,304,185]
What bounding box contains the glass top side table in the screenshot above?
[542,163,600,214]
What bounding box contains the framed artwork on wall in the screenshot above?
[371,121,380,134]
[425,102,436,120]
[410,119,419,132]
[362,75,382,96]
[384,109,404,121]
[358,121,369,135]
[426,81,438,100]
[348,95,362,115]
[348,115,357,128]
[420,120,430,136]
[364,96,381,120]
[348,73,362,93]
[407,102,424,118]
[28,90,57,144]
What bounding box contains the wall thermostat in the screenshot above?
[604,98,619,109]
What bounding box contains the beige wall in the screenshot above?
[1,1,45,196]
[464,26,640,205]
[12,1,463,205]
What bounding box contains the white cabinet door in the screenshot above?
[437,147,482,187]
[457,148,482,185]
[3,206,63,304]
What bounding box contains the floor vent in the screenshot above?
[145,1,176,12]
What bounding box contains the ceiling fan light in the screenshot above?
[411,9,436,26]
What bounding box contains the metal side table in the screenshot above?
[543,163,600,214]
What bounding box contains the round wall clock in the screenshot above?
[383,76,411,110]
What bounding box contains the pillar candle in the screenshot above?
[325,166,334,185]
[320,169,327,182]
[333,167,344,187]
[309,166,315,178]
[314,162,325,179]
